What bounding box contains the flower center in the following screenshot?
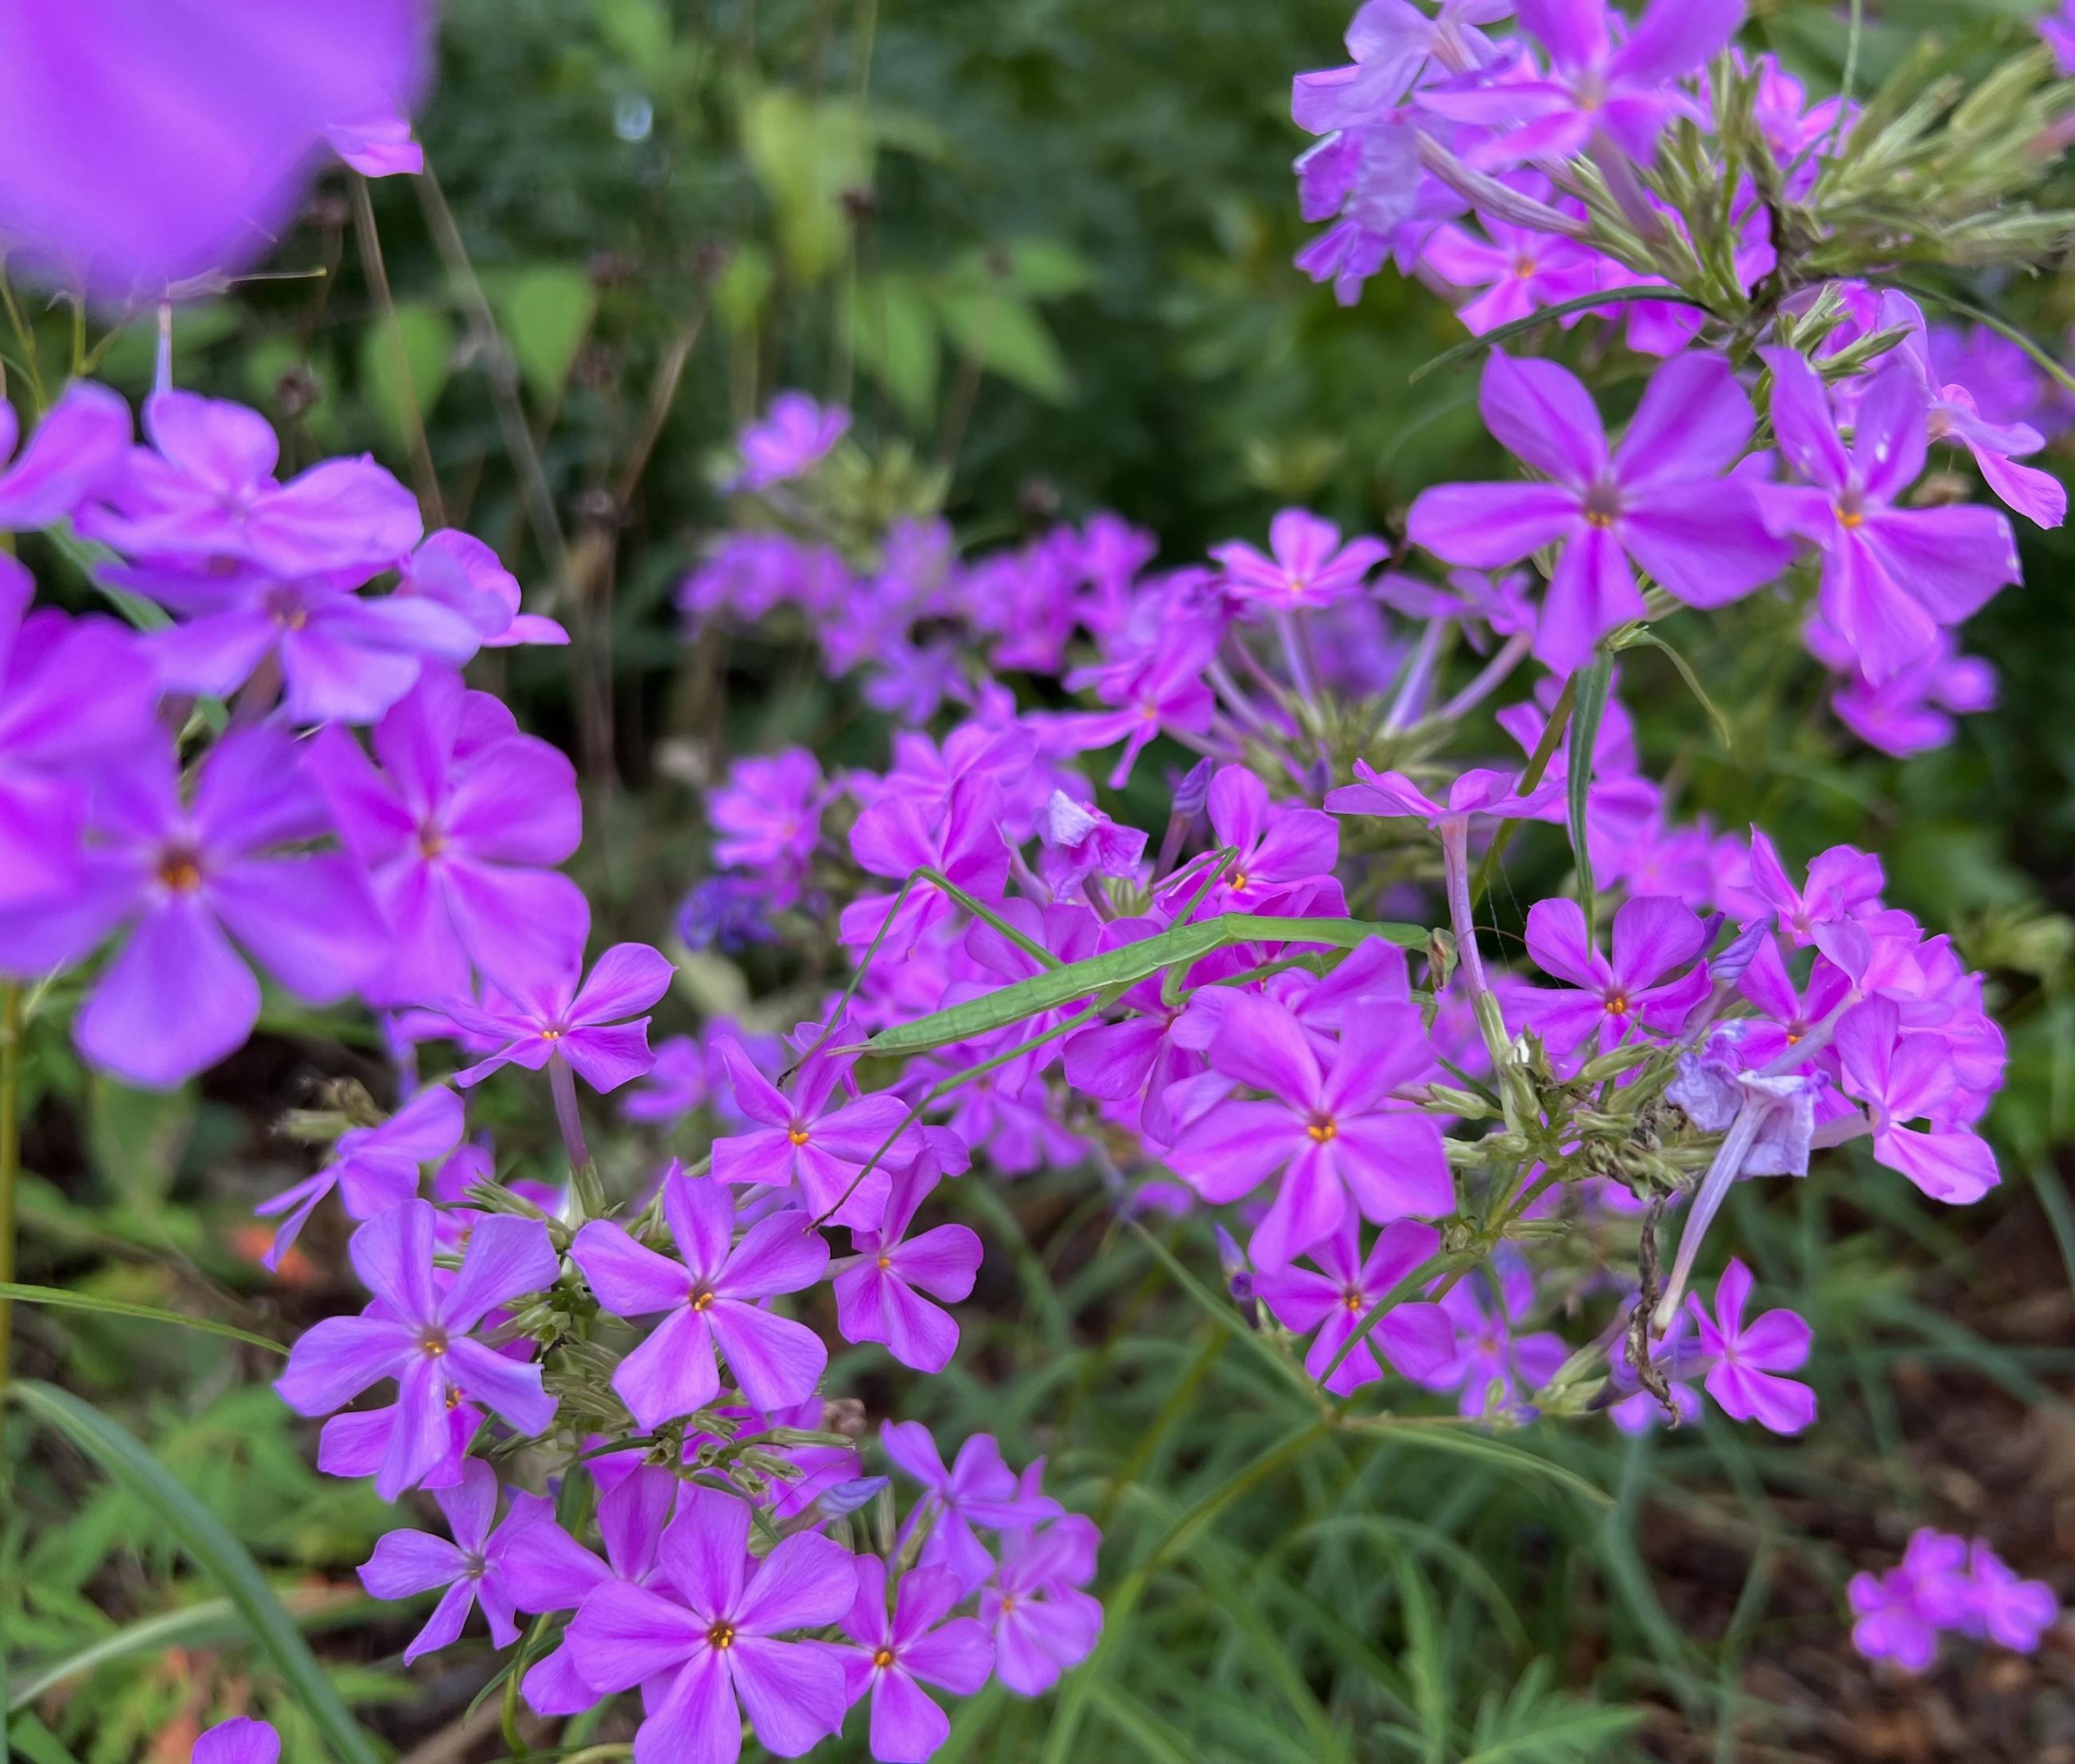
[156,849,205,893]
[1512,255,1538,280]
[419,1327,449,1358]
[690,1290,717,1312]
[540,1026,562,1041]
[1306,1114,1338,1144]
[1343,1289,1365,1312]
[872,1646,897,1670]
[445,1383,466,1410]
[1582,479,1622,528]
[876,1255,893,1271]
[707,1622,736,1651]
[1284,573,1309,597]
[419,825,447,860]
[1603,992,1630,1016]
[1836,489,1866,529]
[788,1126,812,1146]
[1228,872,1249,892]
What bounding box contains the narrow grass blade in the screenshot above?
[0,1283,285,1355]
[1567,652,1614,945]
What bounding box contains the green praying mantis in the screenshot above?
[785,850,1431,1228]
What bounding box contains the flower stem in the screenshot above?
[547,1053,604,1220]
[0,983,22,1548]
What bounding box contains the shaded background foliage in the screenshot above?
[8,1,2075,1760]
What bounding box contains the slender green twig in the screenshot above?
[350,173,447,525]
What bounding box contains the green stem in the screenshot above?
[1,982,23,1762]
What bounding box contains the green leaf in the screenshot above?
[741,90,872,283]
[1566,652,1614,945]
[595,0,672,71]
[935,286,1073,403]
[1342,1416,1612,1510]
[86,1074,193,1209]
[1615,628,1731,750]
[10,1382,380,1764]
[852,271,940,419]
[0,1283,284,1355]
[491,265,598,405]
[358,300,452,452]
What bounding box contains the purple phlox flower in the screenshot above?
[310,667,587,1004]
[841,775,1010,955]
[0,0,430,300]
[0,556,158,912]
[836,1557,994,1764]
[318,1386,480,1490]
[679,874,780,954]
[712,1022,919,1230]
[1929,321,2068,436]
[863,635,967,724]
[1521,894,1712,1061]
[1422,202,1605,336]
[1742,825,1883,951]
[1325,757,1560,829]
[143,563,481,726]
[832,1153,982,1374]
[571,1161,828,1426]
[1421,1254,1567,1418]
[1253,1216,1455,1394]
[1961,1539,2060,1654]
[0,724,385,1090]
[508,1463,678,1715]
[1848,1529,1972,1673]
[1209,508,1389,612]
[358,1458,540,1662]
[1169,994,1451,1270]
[444,942,674,1093]
[731,391,851,492]
[709,749,831,908]
[1164,765,1341,919]
[397,528,568,647]
[622,1033,710,1128]
[255,1083,462,1268]
[1742,50,1849,166]
[1038,789,1148,899]
[1755,349,2021,684]
[982,1509,1104,1696]
[1419,0,1744,168]
[1408,350,1791,674]
[1607,1304,1704,1433]
[1834,998,1999,1204]
[275,1199,559,1498]
[1666,1030,1826,1177]
[1730,935,1856,1079]
[883,1422,1061,1596]
[1808,618,1998,759]
[1686,1256,1815,1434]
[192,1719,279,1764]
[87,388,423,579]
[0,378,132,529]
[1061,623,1220,789]
[2044,2,2075,77]
[1868,292,2066,530]
[1294,0,1512,132]
[564,1485,858,1764]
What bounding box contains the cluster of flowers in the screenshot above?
[1278,0,2070,734]
[1849,1528,2058,1675]
[0,374,1100,1758]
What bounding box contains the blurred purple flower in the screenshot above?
[0,725,385,1090]
[731,391,850,491]
[192,1719,279,1764]
[0,0,432,299]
